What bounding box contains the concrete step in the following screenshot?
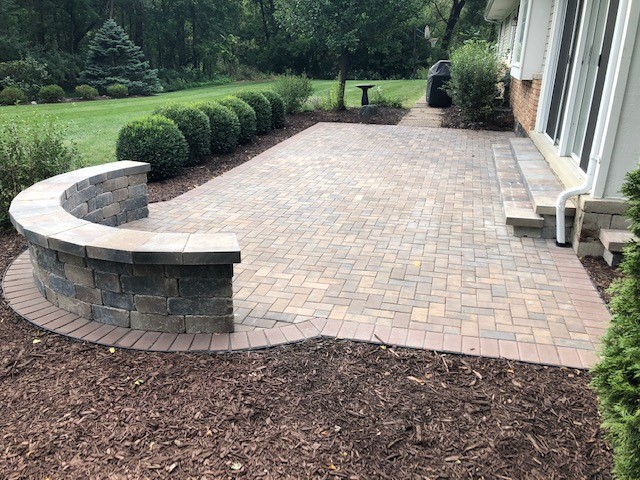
[509,138,576,217]
[599,228,637,267]
[492,143,543,238]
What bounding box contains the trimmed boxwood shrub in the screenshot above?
[75,84,99,100]
[592,167,640,480]
[234,91,271,135]
[219,96,256,144]
[195,101,240,154]
[0,86,27,105]
[262,90,286,129]
[106,83,128,98]
[153,104,211,165]
[116,115,188,182]
[38,84,65,103]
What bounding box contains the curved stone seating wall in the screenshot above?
[9,161,240,334]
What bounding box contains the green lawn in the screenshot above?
[0,79,424,165]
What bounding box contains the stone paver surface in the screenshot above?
[117,122,610,366]
[398,96,444,127]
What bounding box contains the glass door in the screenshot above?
[567,0,616,165]
[544,0,582,144]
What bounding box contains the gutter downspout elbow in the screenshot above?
[555,154,598,247]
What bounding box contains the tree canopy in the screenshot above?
[0,0,495,92]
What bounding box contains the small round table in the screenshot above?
[356,84,375,106]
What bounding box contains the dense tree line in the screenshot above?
[0,0,494,88]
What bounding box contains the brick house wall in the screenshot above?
[509,75,542,133]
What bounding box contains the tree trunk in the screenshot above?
[441,0,466,53]
[337,50,349,111]
[257,0,270,41]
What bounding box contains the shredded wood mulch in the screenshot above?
[0,109,614,479]
[441,106,515,132]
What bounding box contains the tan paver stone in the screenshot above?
[4,122,612,368]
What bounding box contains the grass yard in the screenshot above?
[0,79,424,165]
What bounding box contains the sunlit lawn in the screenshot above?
[0,79,424,165]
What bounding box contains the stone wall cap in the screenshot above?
[10,161,240,266]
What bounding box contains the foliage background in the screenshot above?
[0,0,494,88]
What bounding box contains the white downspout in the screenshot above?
[555,155,598,246]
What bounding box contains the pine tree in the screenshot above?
[78,18,161,95]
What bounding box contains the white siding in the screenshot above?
[541,0,556,69]
[497,9,519,65]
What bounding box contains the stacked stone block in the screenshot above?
[9,161,240,334]
[30,244,234,333]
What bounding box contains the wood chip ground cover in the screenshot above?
[0,110,613,478]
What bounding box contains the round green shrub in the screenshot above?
[75,84,98,100]
[106,83,128,98]
[262,90,286,129]
[219,96,256,144]
[445,40,500,122]
[0,86,27,105]
[116,115,188,182]
[234,91,271,135]
[274,73,313,113]
[195,102,240,154]
[153,104,211,165]
[38,84,65,103]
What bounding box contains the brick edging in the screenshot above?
[2,251,596,369]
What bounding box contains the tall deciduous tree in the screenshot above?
[78,18,161,95]
[275,0,420,110]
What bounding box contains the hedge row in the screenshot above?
[0,83,128,105]
[116,90,286,182]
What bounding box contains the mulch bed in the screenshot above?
[0,108,614,478]
[441,106,515,132]
[580,256,624,304]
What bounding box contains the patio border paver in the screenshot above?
[4,250,598,369]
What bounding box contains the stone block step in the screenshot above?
[599,229,637,267]
[492,143,543,236]
[504,203,544,228]
[599,229,636,252]
[509,138,576,217]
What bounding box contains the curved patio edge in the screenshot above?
[3,251,597,369]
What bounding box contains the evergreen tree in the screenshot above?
[592,167,640,479]
[78,18,161,95]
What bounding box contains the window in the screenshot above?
[513,0,529,65]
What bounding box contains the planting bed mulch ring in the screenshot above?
[0,107,614,478]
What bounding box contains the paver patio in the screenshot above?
[4,122,611,368]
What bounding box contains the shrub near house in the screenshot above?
[446,40,500,122]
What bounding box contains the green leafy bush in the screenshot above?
[106,83,129,98]
[369,87,404,108]
[0,57,50,100]
[218,96,257,144]
[262,91,286,129]
[592,167,640,480]
[38,84,65,103]
[309,81,341,111]
[234,91,272,135]
[0,86,27,106]
[195,102,240,154]
[153,104,211,165]
[116,115,188,182]
[75,84,99,100]
[274,72,313,113]
[0,115,80,225]
[445,40,500,122]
